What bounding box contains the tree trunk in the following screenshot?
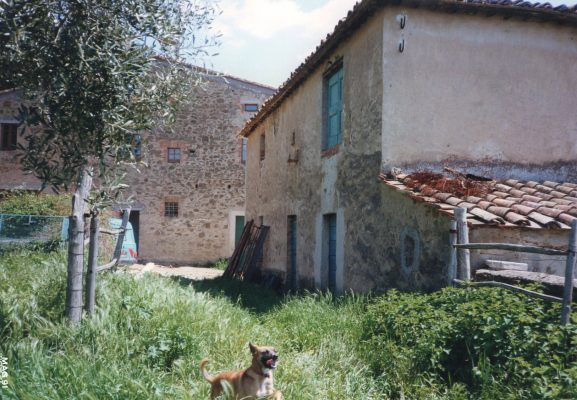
[65,167,93,324]
[85,211,99,315]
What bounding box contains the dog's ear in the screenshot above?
[249,342,257,354]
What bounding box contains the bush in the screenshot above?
[0,191,70,216]
[362,287,577,399]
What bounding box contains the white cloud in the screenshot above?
[214,0,358,40]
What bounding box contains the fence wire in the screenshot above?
[0,214,68,248]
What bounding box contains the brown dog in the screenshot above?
[200,343,283,399]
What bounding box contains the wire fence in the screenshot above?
[0,214,68,249]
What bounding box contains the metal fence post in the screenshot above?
[448,219,458,285]
[561,220,577,325]
[455,207,471,281]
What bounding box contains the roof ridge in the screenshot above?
[239,0,577,138]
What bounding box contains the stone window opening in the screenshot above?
[259,133,265,161]
[164,201,179,218]
[400,226,421,278]
[167,147,181,163]
[244,103,258,112]
[241,138,247,164]
[0,123,18,151]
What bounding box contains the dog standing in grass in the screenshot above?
[200,343,283,399]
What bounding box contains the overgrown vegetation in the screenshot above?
[0,191,70,216]
[0,250,575,399]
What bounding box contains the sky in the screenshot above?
[203,0,572,88]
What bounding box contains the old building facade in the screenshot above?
[126,73,274,265]
[0,74,274,266]
[240,0,577,294]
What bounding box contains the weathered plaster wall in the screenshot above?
[381,7,577,181]
[0,91,43,190]
[245,9,385,293]
[127,76,272,265]
[470,227,570,276]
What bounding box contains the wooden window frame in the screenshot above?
[323,62,343,151]
[164,201,179,218]
[167,147,181,163]
[244,103,259,112]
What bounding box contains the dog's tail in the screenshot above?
[200,358,214,383]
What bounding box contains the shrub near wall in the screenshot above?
[0,191,70,216]
[362,288,577,399]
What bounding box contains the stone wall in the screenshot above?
[126,75,273,265]
[0,90,43,190]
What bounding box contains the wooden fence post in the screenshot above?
[112,208,131,266]
[85,212,99,315]
[455,207,471,281]
[561,220,577,325]
[448,220,458,285]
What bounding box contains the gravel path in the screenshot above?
[125,262,224,280]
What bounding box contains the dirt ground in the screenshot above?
[124,262,224,280]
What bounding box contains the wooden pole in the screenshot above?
[112,208,131,266]
[65,167,93,324]
[448,220,458,286]
[85,211,99,315]
[455,207,471,281]
[561,220,577,325]
[453,279,563,303]
[454,243,566,256]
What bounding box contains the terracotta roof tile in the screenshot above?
[556,185,575,194]
[380,172,577,230]
[509,188,527,197]
[522,194,542,203]
[494,183,513,192]
[493,198,516,208]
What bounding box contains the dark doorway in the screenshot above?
[287,215,297,291]
[129,211,140,253]
[234,215,245,246]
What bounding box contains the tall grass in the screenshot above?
[1,250,575,399]
[0,251,384,399]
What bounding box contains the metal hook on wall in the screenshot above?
[400,15,406,29]
[398,39,405,53]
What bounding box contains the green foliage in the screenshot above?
[1,250,576,399]
[362,288,577,399]
[210,258,229,271]
[0,0,218,190]
[0,191,70,216]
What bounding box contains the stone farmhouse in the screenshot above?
[125,72,274,265]
[239,0,577,294]
[0,73,274,266]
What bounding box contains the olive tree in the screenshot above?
[0,0,218,323]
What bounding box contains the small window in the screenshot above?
[259,134,265,161]
[167,147,181,163]
[244,103,258,112]
[0,123,18,151]
[164,202,179,218]
[241,138,247,164]
[132,134,142,160]
[323,65,343,150]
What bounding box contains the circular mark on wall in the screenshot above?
[400,226,421,278]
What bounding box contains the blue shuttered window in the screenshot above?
[325,67,343,149]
